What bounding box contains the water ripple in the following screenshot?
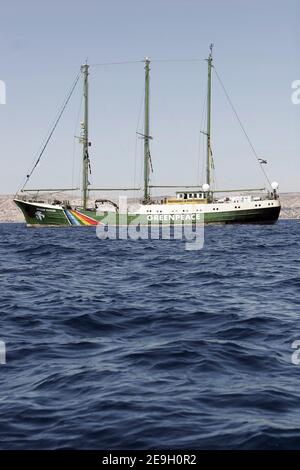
[0,221,299,449]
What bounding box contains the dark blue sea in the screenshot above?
[0,220,300,450]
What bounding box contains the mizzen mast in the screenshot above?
[206,44,213,190]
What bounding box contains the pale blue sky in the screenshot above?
[0,0,299,194]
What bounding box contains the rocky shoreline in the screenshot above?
[1,193,299,223]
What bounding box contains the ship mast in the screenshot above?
[206,44,213,190]
[81,62,89,210]
[143,57,151,204]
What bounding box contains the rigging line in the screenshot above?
[133,135,139,200]
[151,59,202,63]
[201,135,206,185]
[90,60,144,66]
[213,66,272,187]
[72,92,83,198]
[133,84,145,199]
[197,93,207,185]
[90,59,203,66]
[18,71,81,193]
[139,134,144,194]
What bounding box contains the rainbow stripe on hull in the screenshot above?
[65,209,98,226]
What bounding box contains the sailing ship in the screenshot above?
[14,46,281,227]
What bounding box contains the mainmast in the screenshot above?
[206,44,213,190]
[81,62,89,210]
[143,57,151,204]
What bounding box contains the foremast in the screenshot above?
[143,57,151,204]
[81,63,90,210]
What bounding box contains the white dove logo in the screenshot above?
[35,210,45,221]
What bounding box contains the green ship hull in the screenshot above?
[14,199,281,227]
